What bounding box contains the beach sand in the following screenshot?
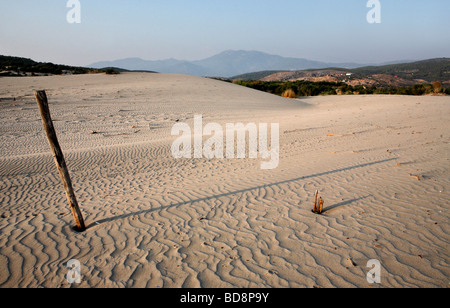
[0,72,449,288]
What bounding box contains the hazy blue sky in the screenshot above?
[1,0,449,66]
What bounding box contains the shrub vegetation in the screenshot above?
[0,55,107,76]
[282,89,296,98]
[233,80,448,97]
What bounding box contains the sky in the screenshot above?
[1,0,449,66]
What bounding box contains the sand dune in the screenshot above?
[0,73,449,288]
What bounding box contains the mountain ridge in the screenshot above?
[88,50,367,77]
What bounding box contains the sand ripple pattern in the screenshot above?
[1,74,449,288]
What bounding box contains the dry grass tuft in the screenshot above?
[282,89,297,99]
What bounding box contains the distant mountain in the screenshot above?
[89,57,201,75]
[89,50,364,77]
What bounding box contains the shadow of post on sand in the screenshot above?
[86,158,396,230]
[321,195,372,215]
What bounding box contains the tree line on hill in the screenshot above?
[233,80,450,97]
[0,55,120,76]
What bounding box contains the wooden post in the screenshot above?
[34,90,86,232]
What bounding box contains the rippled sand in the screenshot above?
[0,73,449,288]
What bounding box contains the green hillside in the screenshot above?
[351,58,450,83]
[0,55,102,76]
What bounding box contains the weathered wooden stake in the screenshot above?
[34,90,86,232]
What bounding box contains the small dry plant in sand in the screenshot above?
[282,89,297,99]
[312,190,324,215]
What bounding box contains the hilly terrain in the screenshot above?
[0,55,103,76]
[2,54,448,96]
[233,58,450,88]
[89,50,364,77]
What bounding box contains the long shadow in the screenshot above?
[88,158,396,229]
[322,195,372,215]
